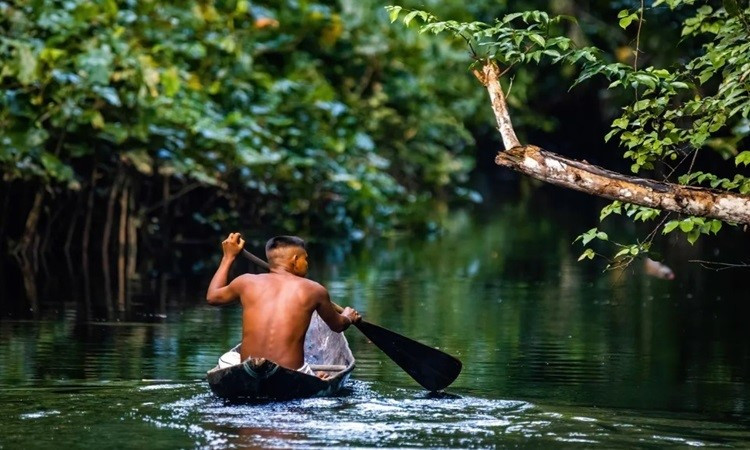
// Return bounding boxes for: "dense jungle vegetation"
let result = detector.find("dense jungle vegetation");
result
[2,0,748,265]
[1,0,486,259]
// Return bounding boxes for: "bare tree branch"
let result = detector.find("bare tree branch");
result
[472,61,521,150]
[496,145,750,225]
[474,61,750,226]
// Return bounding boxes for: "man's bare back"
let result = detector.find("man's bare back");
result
[206,233,360,372]
[232,272,334,368]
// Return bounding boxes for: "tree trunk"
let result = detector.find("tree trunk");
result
[17,187,45,255]
[82,167,97,316]
[475,61,750,226]
[117,179,129,314]
[127,188,139,285]
[0,183,10,247]
[102,170,122,319]
[17,253,39,318]
[81,168,97,256]
[64,196,80,255]
[41,201,64,255]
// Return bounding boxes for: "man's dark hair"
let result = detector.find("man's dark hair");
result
[265,235,306,258]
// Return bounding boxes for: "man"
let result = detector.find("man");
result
[206,232,361,377]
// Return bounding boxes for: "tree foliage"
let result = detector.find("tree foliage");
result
[387,0,750,265]
[0,0,481,247]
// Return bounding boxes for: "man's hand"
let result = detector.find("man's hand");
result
[222,232,245,259]
[341,307,361,325]
[207,232,246,305]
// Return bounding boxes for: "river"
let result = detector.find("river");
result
[2,197,749,448]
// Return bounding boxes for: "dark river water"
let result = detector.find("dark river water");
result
[2,199,750,448]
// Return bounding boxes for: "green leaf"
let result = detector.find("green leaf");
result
[388,6,402,23]
[679,219,694,232]
[735,151,750,166]
[122,149,154,175]
[16,44,39,85]
[663,221,680,234]
[633,99,650,111]
[41,151,74,181]
[403,10,419,26]
[579,227,598,245]
[671,81,689,90]
[614,247,631,259]
[162,67,180,97]
[600,201,622,221]
[91,111,105,129]
[612,117,629,129]
[619,13,638,30]
[578,248,596,261]
[528,34,546,47]
[503,12,523,23]
[634,74,656,89]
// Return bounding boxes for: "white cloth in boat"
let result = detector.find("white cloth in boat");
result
[218,350,314,375]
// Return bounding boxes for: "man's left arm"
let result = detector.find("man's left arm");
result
[206,232,245,305]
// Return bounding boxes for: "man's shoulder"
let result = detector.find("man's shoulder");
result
[248,273,325,290]
[298,277,326,292]
[230,273,265,288]
[232,273,257,283]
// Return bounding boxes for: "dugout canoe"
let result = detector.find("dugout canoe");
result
[206,312,355,401]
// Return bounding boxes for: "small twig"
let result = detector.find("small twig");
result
[645,211,672,244]
[498,64,515,78]
[689,259,750,271]
[505,75,515,98]
[687,147,700,175]
[458,32,478,59]
[634,0,645,72]
[664,146,696,181]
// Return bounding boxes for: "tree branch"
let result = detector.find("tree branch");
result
[474,60,750,226]
[472,60,521,150]
[495,145,750,225]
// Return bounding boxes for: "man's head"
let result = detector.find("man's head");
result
[265,236,308,276]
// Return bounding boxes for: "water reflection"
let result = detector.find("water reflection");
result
[1,202,750,446]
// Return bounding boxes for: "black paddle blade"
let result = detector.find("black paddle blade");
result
[355,320,462,391]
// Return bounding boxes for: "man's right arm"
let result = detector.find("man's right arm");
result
[206,232,246,305]
[314,286,360,333]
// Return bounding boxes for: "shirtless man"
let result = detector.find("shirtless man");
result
[206,233,361,375]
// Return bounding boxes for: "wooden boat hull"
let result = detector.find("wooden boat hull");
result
[206,312,355,401]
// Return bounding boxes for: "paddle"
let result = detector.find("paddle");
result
[240,248,463,391]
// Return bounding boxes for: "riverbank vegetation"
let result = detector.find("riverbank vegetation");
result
[1,0,484,261]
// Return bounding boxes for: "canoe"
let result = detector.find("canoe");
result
[206,312,355,401]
